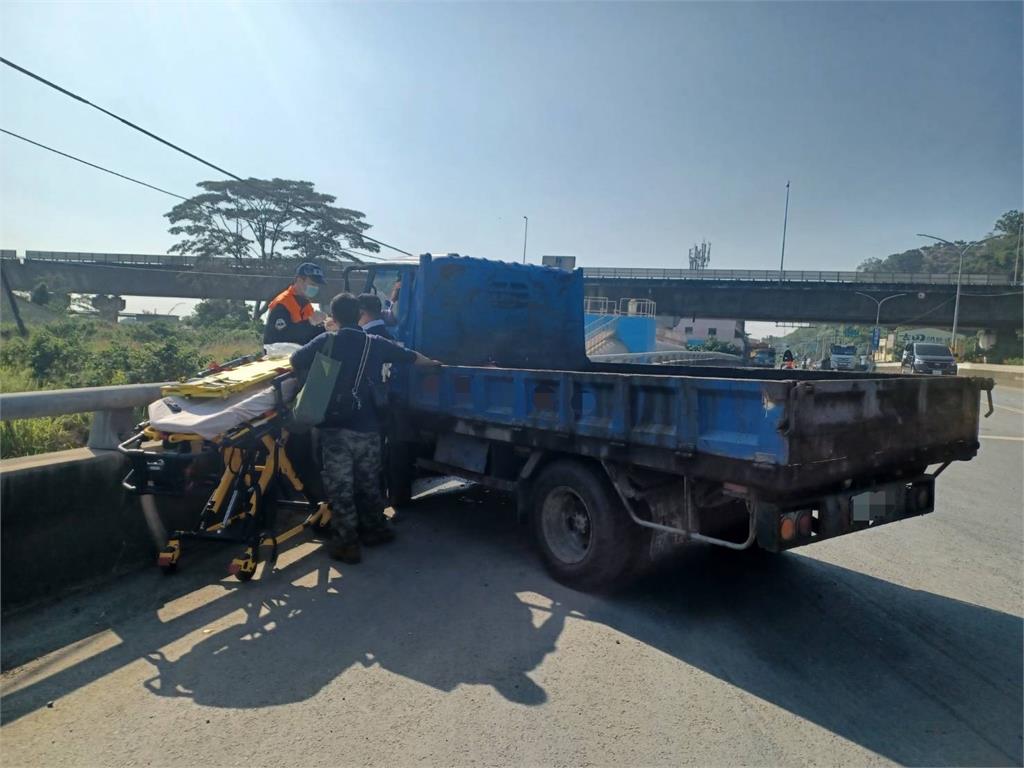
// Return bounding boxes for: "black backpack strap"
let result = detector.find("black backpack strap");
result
[350,334,373,410]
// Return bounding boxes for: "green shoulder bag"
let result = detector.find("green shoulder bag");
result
[290,334,342,430]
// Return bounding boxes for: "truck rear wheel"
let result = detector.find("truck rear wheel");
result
[531,460,640,591]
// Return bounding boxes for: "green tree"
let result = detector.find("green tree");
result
[702,338,741,355]
[188,298,253,329]
[165,178,379,262]
[859,210,1021,275]
[29,282,50,305]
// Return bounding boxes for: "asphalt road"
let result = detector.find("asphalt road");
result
[2,392,1021,767]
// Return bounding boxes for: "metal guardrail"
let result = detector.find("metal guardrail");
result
[1,250,1013,286]
[16,250,340,275]
[590,350,747,366]
[0,383,168,451]
[581,267,1015,286]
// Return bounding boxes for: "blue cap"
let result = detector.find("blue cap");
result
[295,262,325,284]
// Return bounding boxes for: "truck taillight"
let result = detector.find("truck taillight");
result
[910,482,933,513]
[780,514,797,542]
[797,512,813,537]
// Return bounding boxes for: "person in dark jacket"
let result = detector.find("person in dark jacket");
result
[263,263,329,346]
[290,293,438,564]
[357,293,394,341]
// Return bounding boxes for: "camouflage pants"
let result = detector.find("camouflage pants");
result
[319,428,389,544]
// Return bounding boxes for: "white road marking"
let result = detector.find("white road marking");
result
[993,403,1024,415]
[979,434,1024,441]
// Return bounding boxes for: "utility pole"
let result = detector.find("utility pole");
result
[522,216,529,264]
[855,292,906,366]
[1014,217,1022,285]
[917,233,998,354]
[779,181,790,283]
[0,262,27,337]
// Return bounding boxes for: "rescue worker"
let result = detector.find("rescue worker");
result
[290,293,439,564]
[263,263,329,346]
[358,293,395,341]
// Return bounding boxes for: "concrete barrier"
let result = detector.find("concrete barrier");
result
[876,362,1023,389]
[957,363,1024,389]
[0,448,196,613]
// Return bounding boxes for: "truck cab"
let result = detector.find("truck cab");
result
[830,344,858,371]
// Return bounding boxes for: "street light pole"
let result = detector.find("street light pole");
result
[855,291,906,365]
[522,216,529,264]
[916,233,998,356]
[779,181,790,283]
[1014,217,1022,285]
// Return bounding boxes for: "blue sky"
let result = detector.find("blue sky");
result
[1,1,1020,280]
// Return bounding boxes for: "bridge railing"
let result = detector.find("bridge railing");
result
[0,383,167,451]
[590,349,747,366]
[581,267,1015,286]
[4,250,1014,286]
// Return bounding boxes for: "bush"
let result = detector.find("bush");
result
[0,414,91,459]
[29,283,50,305]
[0,316,264,456]
[188,299,254,330]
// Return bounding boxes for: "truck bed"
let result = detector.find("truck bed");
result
[400,364,990,496]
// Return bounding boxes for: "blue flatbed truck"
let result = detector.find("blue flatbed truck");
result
[345,255,994,590]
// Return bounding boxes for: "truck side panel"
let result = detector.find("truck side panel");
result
[405,366,791,465]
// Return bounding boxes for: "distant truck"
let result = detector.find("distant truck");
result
[343,255,993,591]
[751,348,776,368]
[830,344,858,371]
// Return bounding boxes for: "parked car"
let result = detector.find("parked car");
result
[900,342,958,375]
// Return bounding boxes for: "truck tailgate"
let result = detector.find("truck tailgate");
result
[785,375,989,473]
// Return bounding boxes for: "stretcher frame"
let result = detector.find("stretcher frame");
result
[120,373,332,581]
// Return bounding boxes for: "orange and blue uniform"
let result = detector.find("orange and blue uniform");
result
[263,285,324,346]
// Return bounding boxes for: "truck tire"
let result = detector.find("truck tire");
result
[385,438,414,508]
[531,460,641,591]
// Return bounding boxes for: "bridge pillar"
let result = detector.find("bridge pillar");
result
[90,294,125,322]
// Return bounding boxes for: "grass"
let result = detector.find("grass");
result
[0,414,92,459]
[0,317,263,458]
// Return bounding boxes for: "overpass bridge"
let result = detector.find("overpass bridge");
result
[2,250,1021,331]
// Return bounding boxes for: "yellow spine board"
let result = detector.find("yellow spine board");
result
[161,358,292,399]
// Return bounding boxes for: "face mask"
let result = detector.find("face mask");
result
[304,284,320,299]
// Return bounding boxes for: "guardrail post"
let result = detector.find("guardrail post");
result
[87,408,137,450]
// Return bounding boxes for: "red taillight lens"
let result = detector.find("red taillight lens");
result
[780,515,797,541]
[798,512,813,537]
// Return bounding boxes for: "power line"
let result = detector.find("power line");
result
[0,55,413,258]
[0,126,387,263]
[1,127,187,200]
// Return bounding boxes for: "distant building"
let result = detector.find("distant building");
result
[660,318,746,349]
[541,255,576,271]
[118,313,180,324]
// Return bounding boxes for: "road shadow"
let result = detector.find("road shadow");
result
[2,485,1021,766]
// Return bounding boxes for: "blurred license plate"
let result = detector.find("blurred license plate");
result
[931,370,943,375]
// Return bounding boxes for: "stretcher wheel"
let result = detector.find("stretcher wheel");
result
[228,549,258,581]
[157,541,181,574]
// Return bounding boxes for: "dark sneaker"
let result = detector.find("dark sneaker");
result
[327,540,362,564]
[360,527,396,547]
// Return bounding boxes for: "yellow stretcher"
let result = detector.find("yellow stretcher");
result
[121,364,332,581]
[161,356,294,399]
